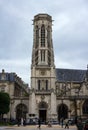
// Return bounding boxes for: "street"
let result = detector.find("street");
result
[0,125,77,130]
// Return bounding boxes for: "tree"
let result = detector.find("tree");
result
[0,92,10,119]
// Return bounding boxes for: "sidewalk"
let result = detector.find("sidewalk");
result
[3,124,77,129]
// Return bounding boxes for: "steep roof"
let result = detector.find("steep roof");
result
[0,70,28,88]
[0,72,15,82]
[56,68,86,82]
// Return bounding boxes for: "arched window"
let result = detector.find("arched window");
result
[58,104,68,120]
[83,100,88,114]
[16,104,28,119]
[41,25,45,47]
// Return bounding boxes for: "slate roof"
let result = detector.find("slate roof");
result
[56,68,86,82]
[0,73,15,82]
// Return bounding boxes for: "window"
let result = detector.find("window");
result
[41,25,45,47]
[41,50,45,62]
[46,80,48,90]
[38,80,40,90]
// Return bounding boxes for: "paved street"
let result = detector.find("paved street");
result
[0,125,77,130]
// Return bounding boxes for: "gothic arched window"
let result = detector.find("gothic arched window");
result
[16,104,28,119]
[41,25,45,47]
[58,104,68,120]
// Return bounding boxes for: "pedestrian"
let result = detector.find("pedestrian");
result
[60,117,64,128]
[21,117,23,126]
[38,118,41,129]
[76,119,84,130]
[17,118,20,126]
[64,119,69,129]
[23,118,26,126]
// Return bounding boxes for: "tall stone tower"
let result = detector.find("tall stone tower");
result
[29,14,57,122]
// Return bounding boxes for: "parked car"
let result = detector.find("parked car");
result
[26,118,36,125]
[51,120,59,125]
[68,118,75,125]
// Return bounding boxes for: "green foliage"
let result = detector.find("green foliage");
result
[0,92,10,115]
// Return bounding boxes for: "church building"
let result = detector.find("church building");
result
[0,14,88,123]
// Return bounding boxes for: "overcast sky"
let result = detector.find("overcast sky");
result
[0,0,88,85]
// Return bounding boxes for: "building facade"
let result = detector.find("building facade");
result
[0,69,29,120]
[0,14,88,122]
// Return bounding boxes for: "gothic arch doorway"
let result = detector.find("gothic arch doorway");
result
[57,103,68,121]
[83,100,88,114]
[38,101,48,122]
[16,103,28,119]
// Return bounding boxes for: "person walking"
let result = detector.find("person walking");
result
[17,118,20,126]
[23,118,26,126]
[60,117,64,128]
[64,119,69,129]
[21,117,23,126]
[38,118,41,129]
[76,119,84,130]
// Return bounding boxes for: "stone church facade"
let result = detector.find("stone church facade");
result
[0,14,88,122]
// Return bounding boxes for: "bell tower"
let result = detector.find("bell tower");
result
[32,14,54,67]
[29,14,57,121]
